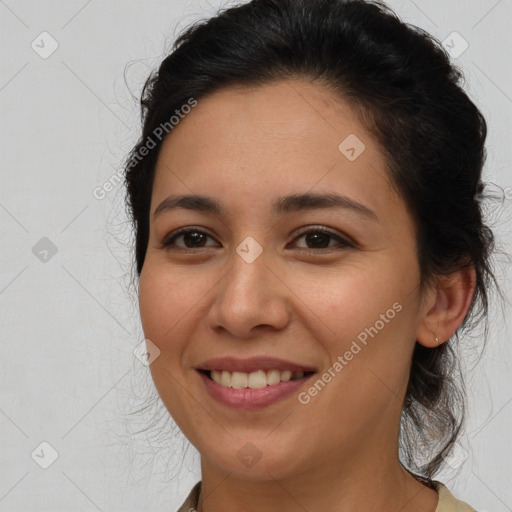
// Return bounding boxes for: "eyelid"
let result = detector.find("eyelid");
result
[292,224,357,253]
[161,224,355,251]
[161,226,219,248]
[291,224,355,247]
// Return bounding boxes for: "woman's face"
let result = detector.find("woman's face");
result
[138,78,428,481]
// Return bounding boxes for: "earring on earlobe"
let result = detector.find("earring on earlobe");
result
[435,336,440,346]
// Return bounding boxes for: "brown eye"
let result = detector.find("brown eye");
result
[181,230,207,248]
[162,228,218,250]
[291,227,354,253]
[304,231,331,248]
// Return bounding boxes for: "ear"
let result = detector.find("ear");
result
[416,266,477,348]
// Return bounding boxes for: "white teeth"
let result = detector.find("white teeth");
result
[209,369,307,388]
[220,370,231,387]
[266,369,281,385]
[248,370,267,389]
[231,371,248,389]
[281,370,292,382]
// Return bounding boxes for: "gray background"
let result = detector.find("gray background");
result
[1,0,511,510]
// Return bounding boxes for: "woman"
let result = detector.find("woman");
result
[124,0,499,510]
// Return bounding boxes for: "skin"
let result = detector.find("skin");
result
[138,78,476,512]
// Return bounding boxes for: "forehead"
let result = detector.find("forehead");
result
[151,78,395,218]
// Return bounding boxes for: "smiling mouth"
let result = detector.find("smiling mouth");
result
[200,369,315,389]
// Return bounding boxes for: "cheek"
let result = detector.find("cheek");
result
[137,264,202,421]
[138,271,187,367]
[138,262,225,373]
[289,260,412,341]
[138,263,202,340]
[138,267,171,340]
[290,262,417,389]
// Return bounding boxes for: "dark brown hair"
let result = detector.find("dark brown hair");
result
[124,0,499,483]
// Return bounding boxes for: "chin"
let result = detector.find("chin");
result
[201,437,305,482]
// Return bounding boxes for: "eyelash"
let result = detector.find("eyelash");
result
[160,226,355,254]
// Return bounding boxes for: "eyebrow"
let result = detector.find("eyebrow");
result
[153,192,378,221]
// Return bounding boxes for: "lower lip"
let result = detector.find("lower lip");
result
[197,371,315,410]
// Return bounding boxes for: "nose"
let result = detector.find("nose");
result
[206,250,291,339]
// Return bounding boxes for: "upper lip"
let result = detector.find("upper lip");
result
[196,356,317,373]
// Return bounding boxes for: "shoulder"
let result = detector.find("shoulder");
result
[434,481,478,512]
[176,480,479,512]
[176,481,201,512]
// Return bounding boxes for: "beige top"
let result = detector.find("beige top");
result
[176,480,477,511]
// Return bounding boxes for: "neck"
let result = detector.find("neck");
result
[196,451,439,512]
